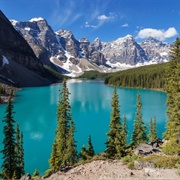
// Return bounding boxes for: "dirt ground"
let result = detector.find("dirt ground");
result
[46,160,180,180]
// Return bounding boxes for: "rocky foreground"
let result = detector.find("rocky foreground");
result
[46,160,180,180]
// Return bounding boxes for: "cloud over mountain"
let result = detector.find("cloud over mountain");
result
[137,27,178,41]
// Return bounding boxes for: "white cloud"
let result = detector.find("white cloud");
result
[121,23,129,27]
[164,27,178,38]
[84,21,97,29]
[49,0,82,29]
[137,27,178,41]
[97,13,117,22]
[97,15,109,21]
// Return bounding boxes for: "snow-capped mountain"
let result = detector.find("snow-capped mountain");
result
[11,17,171,76]
[140,37,171,63]
[99,35,147,65]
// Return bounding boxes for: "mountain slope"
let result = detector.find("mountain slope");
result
[0,10,52,87]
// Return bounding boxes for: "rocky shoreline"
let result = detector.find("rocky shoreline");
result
[0,83,20,104]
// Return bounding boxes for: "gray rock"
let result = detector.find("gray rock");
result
[134,160,154,170]
[134,143,153,155]
[20,173,31,180]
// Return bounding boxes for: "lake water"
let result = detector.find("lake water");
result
[0,80,167,175]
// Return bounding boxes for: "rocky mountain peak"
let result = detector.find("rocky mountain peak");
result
[142,36,163,45]
[115,34,135,44]
[140,37,171,63]
[90,37,102,51]
[79,37,90,43]
[56,29,74,39]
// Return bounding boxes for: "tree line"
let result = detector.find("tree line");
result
[104,63,167,90]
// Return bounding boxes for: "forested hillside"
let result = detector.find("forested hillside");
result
[104,63,167,89]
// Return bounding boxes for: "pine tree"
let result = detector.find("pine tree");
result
[13,124,25,179]
[122,115,128,152]
[65,119,77,166]
[163,38,180,155]
[87,135,95,157]
[19,132,25,176]
[14,124,21,179]
[49,140,59,172]
[33,169,39,176]
[1,96,16,179]
[79,145,88,161]
[148,117,157,142]
[105,87,125,159]
[131,92,147,148]
[49,79,77,171]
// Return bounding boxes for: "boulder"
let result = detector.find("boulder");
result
[134,143,153,155]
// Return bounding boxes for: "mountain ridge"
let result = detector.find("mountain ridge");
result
[10,17,171,77]
[0,11,54,87]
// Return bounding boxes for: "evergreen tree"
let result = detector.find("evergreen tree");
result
[13,124,25,179]
[131,92,147,147]
[1,96,16,179]
[33,169,39,176]
[122,115,128,151]
[87,135,95,157]
[148,117,157,142]
[49,140,59,172]
[164,38,180,155]
[105,87,125,159]
[79,136,95,161]
[49,79,77,171]
[65,119,77,166]
[19,132,25,176]
[14,124,21,179]
[79,145,88,161]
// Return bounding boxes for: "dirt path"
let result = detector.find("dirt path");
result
[46,160,180,180]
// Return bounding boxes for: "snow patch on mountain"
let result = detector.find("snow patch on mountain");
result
[10,19,18,26]
[24,27,31,31]
[2,56,9,66]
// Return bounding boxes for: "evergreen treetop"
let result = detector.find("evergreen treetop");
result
[105,87,126,159]
[131,92,147,148]
[49,79,77,172]
[163,38,180,155]
[1,96,16,179]
[148,117,157,142]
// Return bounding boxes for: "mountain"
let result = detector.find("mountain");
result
[140,37,170,63]
[11,17,171,77]
[0,11,53,87]
[100,35,147,65]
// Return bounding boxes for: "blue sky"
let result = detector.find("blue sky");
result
[1,0,179,43]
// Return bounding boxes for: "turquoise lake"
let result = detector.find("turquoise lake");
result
[0,80,167,175]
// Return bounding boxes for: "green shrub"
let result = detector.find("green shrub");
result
[121,154,138,165]
[139,155,180,169]
[162,139,180,155]
[127,161,135,169]
[33,169,39,176]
